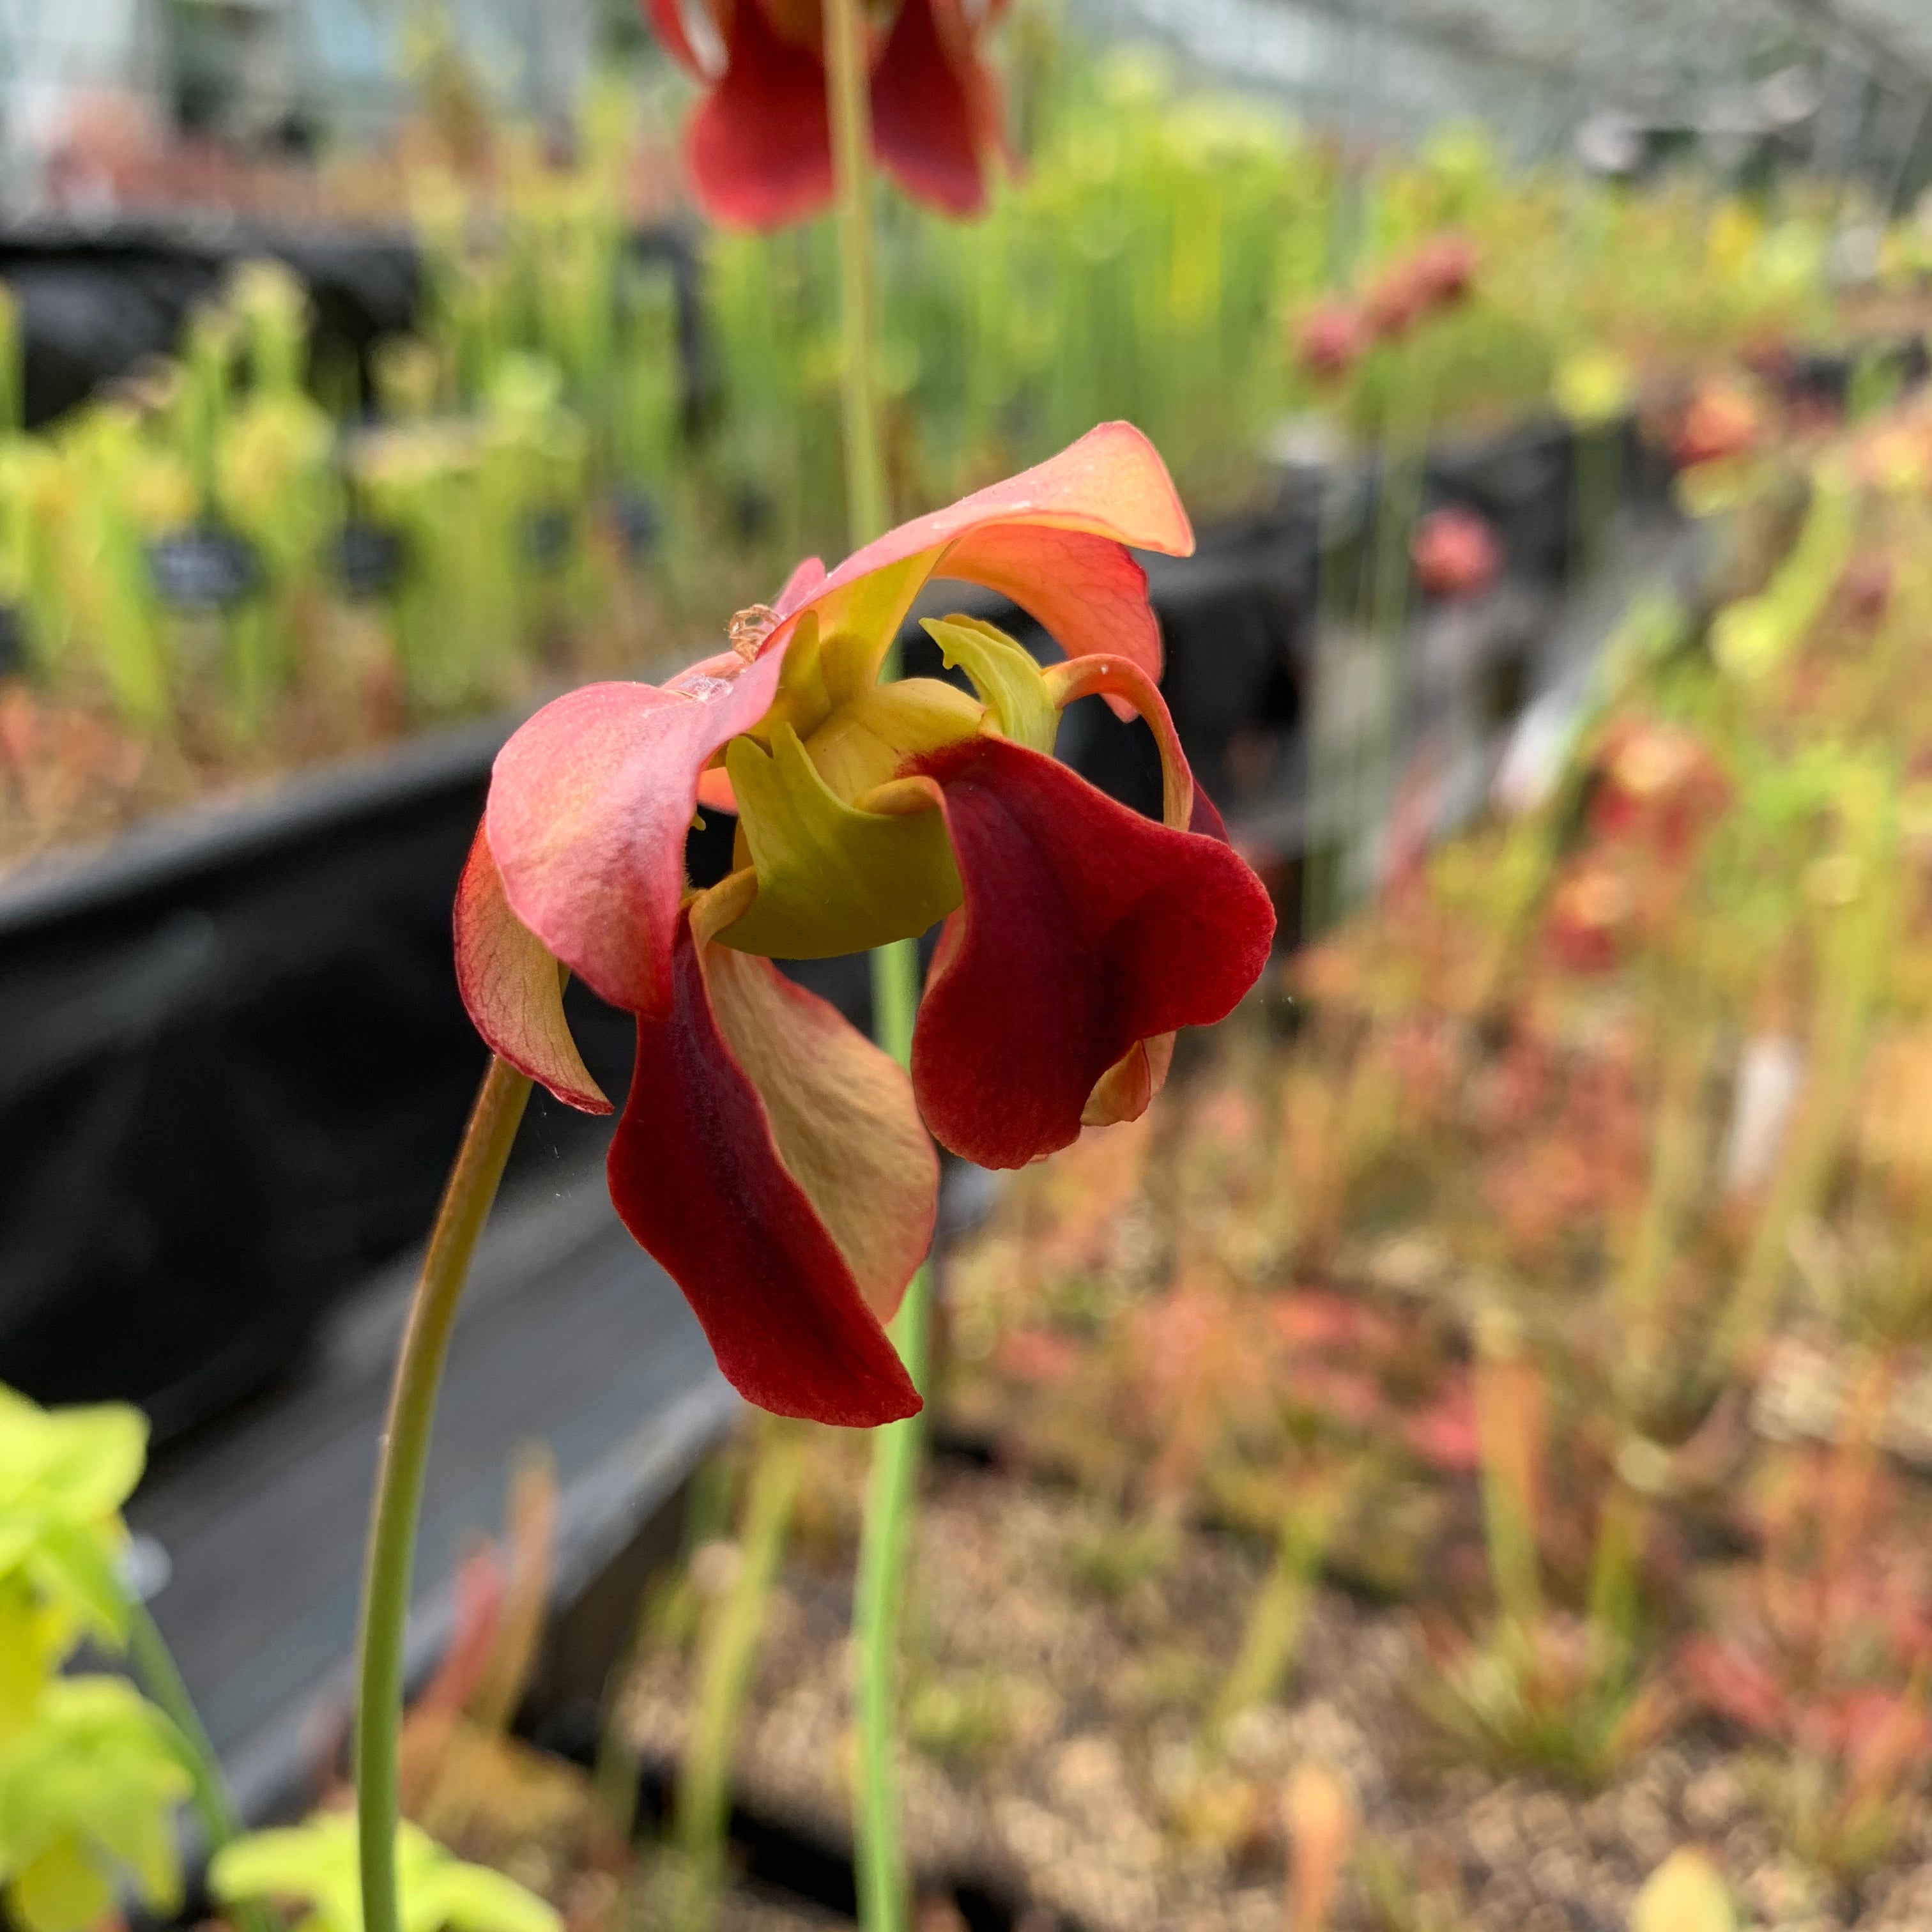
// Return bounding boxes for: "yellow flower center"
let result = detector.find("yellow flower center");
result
[714,611,1060,960]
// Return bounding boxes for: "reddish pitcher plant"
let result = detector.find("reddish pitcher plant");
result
[647,0,1008,227]
[455,425,1276,1427]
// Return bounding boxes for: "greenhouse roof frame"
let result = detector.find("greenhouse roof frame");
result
[1083,0,1932,195]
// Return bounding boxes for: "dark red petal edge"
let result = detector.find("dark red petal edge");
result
[608,902,922,1428]
[909,737,1276,1169]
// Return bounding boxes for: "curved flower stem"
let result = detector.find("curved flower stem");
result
[824,2,924,1926]
[355,1055,533,1932]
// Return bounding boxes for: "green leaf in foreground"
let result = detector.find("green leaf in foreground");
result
[210,1812,563,1932]
[0,1676,192,1932]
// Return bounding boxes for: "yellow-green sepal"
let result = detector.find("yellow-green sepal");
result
[922,615,1059,755]
[759,572,969,745]
[718,725,962,960]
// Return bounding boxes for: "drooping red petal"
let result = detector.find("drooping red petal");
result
[608,881,923,1427]
[1043,659,1232,1124]
[939,0,1014,176]
[486,648,786,1020]
[871,0,989,217]
[908,737,1276,1169]
[454,829,611,1113]
[684,0,834,229]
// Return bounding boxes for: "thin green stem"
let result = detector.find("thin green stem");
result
[674,1433,804,1932]
[826,0,889,551]
[824,2,923,1924]
[125,1598,274,1932]
[355,1055,532,1932]
[126,1598,241,1844]
[855,942,928,1932]
[852,1276,928,1931]
[1208,1487,1337,1742]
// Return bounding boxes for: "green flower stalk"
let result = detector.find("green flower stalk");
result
[672,1433,803,1931]
[354,1059,533,1932]
[818,3,931,1925]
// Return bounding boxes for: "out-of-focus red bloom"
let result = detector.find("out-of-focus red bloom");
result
[1294,300,1368,383]
[645,0,1008,227]
[455,425,1276,1426]
[1411,504,1501,600]
[1545,861,1634,973]
[1679,1632,1788,1735]
[1589,716,1729,862]
[1403,1381,1482,1474]
[1672,379,1765,469]
[993,1328,1084,1386]
[1363,264,1425,342]
[1358,233,1477,344]
[1268,1289,1365,1352]
[1410,232,1478,310]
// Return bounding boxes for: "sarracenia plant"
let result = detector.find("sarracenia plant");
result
[350,420,1276,1932]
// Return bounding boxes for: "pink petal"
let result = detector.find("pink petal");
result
[773,553,827,615]
[1046,654,1194,822]
[818,422,1193,598]
[486,650,785,1020]
[1082,1032,1175,1127]
[769,424,1193,696]
[945,526,1165,693]
[706,930,938,1324]
[453,829,610,1113]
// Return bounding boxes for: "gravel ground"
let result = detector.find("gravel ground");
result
[616,1462,1932,1932]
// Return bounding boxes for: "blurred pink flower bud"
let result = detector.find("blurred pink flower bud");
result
[1294,300,1368,381]
[1411,504,1501,599]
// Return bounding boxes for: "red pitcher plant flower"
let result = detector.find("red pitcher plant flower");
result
[1411,504,1501,601]
[1672,378,1766,471]
[1588,714,1730,864]
[454,425,1276,1427]
[1294,299,1368,385]
[1545,714,1728,972]
[1409,231,1478,310]
[647,0,1008,227]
